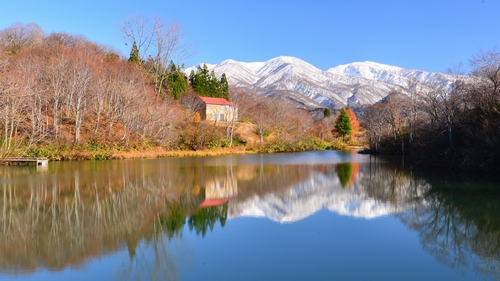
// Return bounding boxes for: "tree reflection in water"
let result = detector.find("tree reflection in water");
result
[336,162,352,188]
[188,203,228,238]
[398,185,500,280]
[0,156,499,280]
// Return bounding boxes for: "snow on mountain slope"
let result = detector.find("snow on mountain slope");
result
[186,56,456,110]
[327,61,450,87]
[210,59,261,86]
[228,168,427,223]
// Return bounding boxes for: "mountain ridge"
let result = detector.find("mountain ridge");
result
[186,56,454,110]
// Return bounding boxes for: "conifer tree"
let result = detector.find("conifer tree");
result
[220,73,229,100]
[190,64,210,95]
[208,70,219,97]
[335,108,353,141]
[128,41,141,64]
[189,64,230,100]
[166,62,188,99]
[346,107,360,141]
[324,108,331,117]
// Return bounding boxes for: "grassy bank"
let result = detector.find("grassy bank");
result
[15,136,358,161]
[19,142,254,161]
[5,121,363,161]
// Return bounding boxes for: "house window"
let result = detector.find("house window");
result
[219,114,225,121]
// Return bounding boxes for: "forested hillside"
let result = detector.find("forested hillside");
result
[4,20,496,172]
[0,22,345,159]
[359,49,500,172]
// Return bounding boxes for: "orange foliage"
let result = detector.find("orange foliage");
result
[347,108,360,140]
[347,162,359,188]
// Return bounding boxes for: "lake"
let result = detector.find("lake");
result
[0,150,499,281]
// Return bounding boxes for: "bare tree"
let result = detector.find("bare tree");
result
[44,56,69,140]
[401,80,423,146]
[248,95,275,146]
[360,103,389,153]
[179,88,205,119]
[0,51,8,70]
[421,78,467,165]
[469,48,500,114]
[0,23,44,53]
[66,60,93,144]
[12,50,47,151]
[44,32,87,50]
[118,15,194,96]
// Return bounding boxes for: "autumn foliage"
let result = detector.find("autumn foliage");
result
[0,23,188,155]
[360,48,500,172]
[0,22,351,158]
[346,108,359,141]
[332,107,359,143]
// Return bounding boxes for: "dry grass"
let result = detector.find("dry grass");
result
[110,146,255,160]
[110,123,263,159]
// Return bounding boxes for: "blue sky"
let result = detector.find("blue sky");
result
[1,0,498,72]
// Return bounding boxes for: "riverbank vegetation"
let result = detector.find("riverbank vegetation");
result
[360,48,500,172]
[0,21,358,160]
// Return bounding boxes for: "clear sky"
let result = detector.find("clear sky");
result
[1,0,498,72]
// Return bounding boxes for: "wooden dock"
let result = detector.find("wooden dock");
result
[0,157,48,166]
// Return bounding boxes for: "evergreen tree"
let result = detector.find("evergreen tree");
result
[128,41,141,64]
[189,70,196,88]
[324,108,331,117]
[166,62,188,99]
[208,70,219,97]
[189,64,230,100]
[335,108,353,141]
[190,64,210,96]
[220,73,229,100]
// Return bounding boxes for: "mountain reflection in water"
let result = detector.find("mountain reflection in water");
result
[0,151,499,280]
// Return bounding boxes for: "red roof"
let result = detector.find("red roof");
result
[199,198,230,208]
[199,96,235,106]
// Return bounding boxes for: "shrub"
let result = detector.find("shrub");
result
[328,139,348,150]
[296,136,328,151]
[263,139,290,153]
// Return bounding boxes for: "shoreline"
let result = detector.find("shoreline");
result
[17,141,366,162]
[109,146,257,160]
[109,146,368,160]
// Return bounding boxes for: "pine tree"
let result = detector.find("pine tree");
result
[190,64,230,99]
[166,62,188,99]
[128,41,141,64]
[190,64,210,96]
[208,70,219,97]
[324,108,331,117]
[335,108,353,141]
[220,73,229,100]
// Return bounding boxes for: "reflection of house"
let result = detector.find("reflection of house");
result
[199,171,238,208]
[198,96,238,122]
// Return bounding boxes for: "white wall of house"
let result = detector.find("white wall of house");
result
[206,104,238,122]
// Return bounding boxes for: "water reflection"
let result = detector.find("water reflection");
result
[0,153,499,280]
[398,184,500,280]
[335,162,360,188]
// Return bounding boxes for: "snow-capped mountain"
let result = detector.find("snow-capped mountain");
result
[228,167,429,223]
[186,56,455,110]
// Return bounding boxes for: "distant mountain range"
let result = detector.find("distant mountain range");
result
[186,56,455,112]
[227,166,424,223]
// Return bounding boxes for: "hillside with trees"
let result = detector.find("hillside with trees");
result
[360,49,500,172]
[0,21,351,160]
[4,19,496,173]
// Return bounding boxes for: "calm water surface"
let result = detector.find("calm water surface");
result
[0,151,499,281]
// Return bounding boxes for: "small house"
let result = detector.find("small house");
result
[198,96,238,122]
